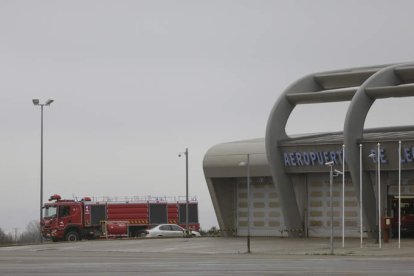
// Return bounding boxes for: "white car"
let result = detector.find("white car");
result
[145,224,201,238]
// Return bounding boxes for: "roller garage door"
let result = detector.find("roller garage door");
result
[307,174,360,237]
[236,178,285,236]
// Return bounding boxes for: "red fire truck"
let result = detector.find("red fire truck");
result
[391,198,414,237]
[41,194,200,241]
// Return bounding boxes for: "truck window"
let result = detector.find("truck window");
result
[43,206,57,218]
[59,206,70,217]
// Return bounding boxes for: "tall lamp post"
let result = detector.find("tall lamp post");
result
[32,98,54,243]
[179,148,189,237]
[239,154,251,254]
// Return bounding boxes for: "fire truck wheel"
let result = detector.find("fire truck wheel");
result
[65,231,79,242]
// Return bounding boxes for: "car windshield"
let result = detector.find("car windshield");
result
[43,206,57,218]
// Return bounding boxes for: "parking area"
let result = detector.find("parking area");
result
[2,236,412,256]
[1,237,414,275]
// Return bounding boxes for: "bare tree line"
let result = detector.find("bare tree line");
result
[0,220,40,245]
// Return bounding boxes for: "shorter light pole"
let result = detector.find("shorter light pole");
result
[342,144,345,248]
[369,147,381,248]
[335,168,344,248]
[398,140,402,249]
[178,148,189,237]
[325,162,343,255]
[359,144,363,248]
[239,154,251,254]
[377,143,381,249]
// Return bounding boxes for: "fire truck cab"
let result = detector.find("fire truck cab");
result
[42,195,93,241]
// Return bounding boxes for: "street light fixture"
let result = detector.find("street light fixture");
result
[32,98,54,243]
[178,148,189,237]
[239,154,251,254]
[45,99,54,105]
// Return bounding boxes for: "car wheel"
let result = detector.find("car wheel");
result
[65,231,79,242]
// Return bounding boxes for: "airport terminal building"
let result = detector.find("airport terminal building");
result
[203,63,414,238]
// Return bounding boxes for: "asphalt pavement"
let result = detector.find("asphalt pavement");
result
[1,237,414,275]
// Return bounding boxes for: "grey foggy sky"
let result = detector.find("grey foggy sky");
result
[1,0,414,234]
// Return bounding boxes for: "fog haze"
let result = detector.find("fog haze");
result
[1,0,414,234]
